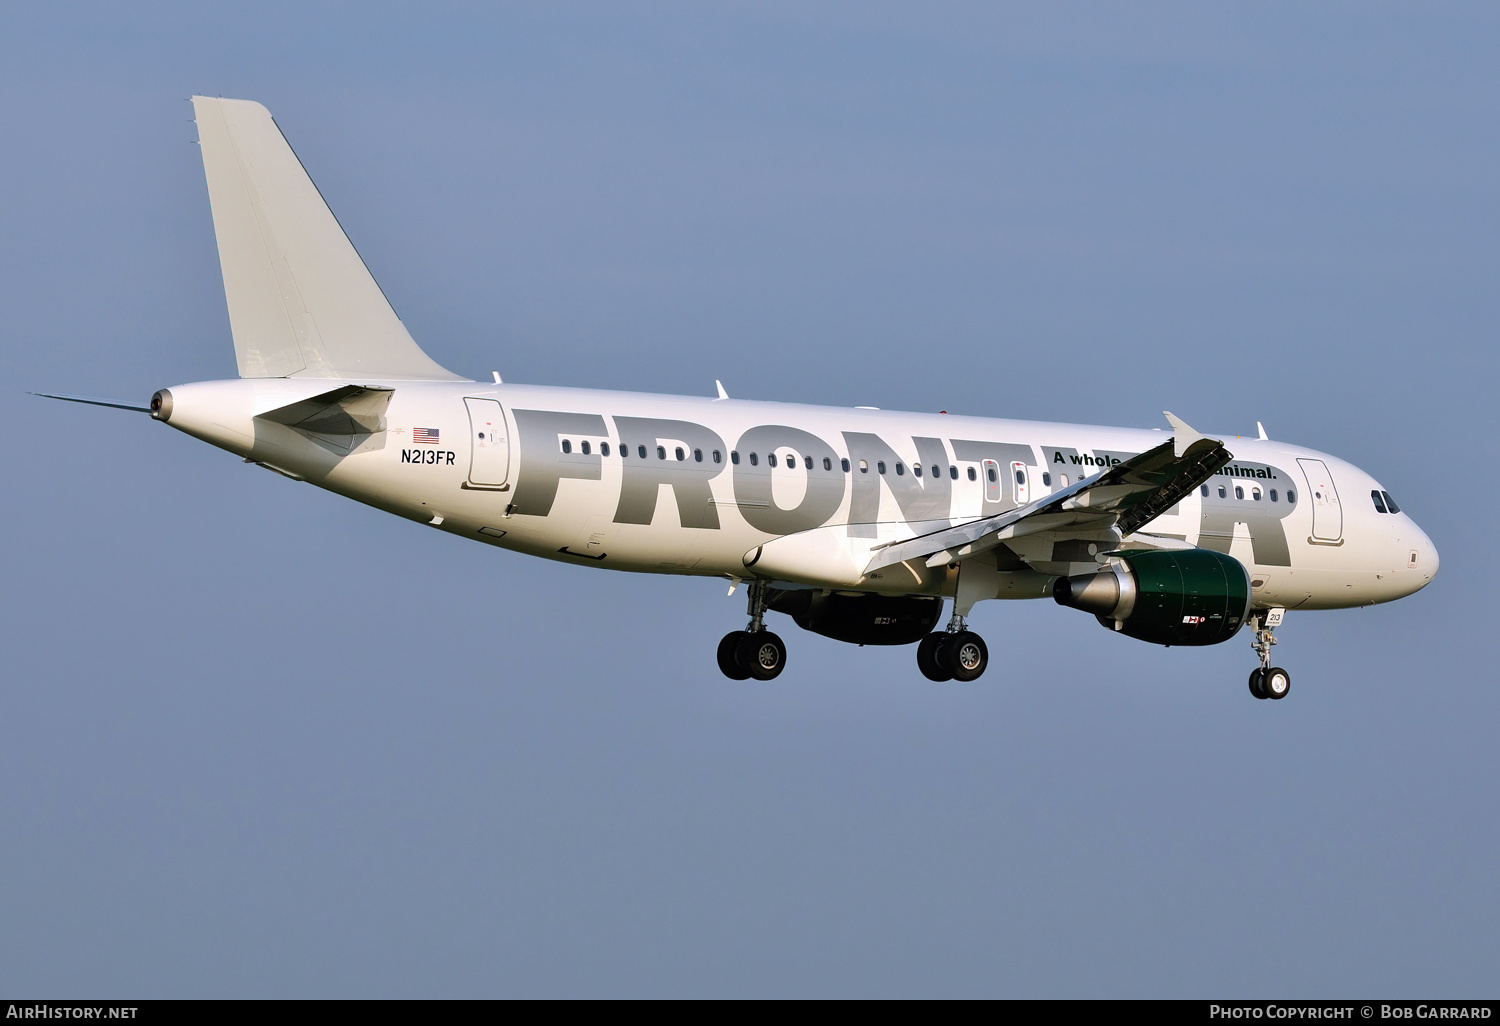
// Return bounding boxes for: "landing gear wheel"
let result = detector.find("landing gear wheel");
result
[942,631,988,682]
[1248,668,1268,700]
[717,632,751,680]
[736,631,786,681]
[917,633,953,682]
[1263,667,1291,700]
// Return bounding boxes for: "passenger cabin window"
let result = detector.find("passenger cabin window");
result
[932,465,940,478]
[561,439,572,453]
[804,456,813,470]
[749,452,759,466]
[1043,473,1052,487]
[823,457,832,471]
[913,464,923,478]
[712,450,721,463]
[859,460,869,473]
[1252,487,1261,501]
[1371,490,1387,513]
[1269,489,1277,501]
[1383,490,1401,514]
[693,448,702,462]
[638,445,647,459]
[657,446,666,460]
[841,458,851,472]
[895,463,905,476]
[730,451,740,465]
[581,441,591,455]
[1218,486,1227,498]
[967,467,977,481]
[1235,486,1244,500]
[877,461,887,475]
[768,453,778,468]
[601,442,610,457]
[1287,489,1296,503]
[949,466,958,480]
[1200,485,1209,497]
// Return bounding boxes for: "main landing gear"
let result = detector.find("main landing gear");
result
[717,580,787,681]
[916,611,989,683]
[1247,609,1291,701]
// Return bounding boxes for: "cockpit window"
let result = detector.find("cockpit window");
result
[1371,490,1388,514]
[1382,490,1401,514]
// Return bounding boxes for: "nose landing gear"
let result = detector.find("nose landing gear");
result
[1248,608,1290,700]
[717,580,786,680]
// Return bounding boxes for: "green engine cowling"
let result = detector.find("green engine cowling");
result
[1052,548,1251,647]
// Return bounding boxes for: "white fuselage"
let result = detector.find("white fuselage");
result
[158,377,1438,613]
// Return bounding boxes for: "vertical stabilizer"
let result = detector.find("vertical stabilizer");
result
[191,97,466,381]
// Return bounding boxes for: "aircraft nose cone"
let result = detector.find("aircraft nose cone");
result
[1403,521,1439,594]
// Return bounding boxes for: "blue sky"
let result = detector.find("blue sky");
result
[2,3,1496,997]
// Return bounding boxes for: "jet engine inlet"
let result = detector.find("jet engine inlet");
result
[150,389,173,422]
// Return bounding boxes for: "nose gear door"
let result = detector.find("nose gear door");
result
[464,397,511,489]
[1297,458,1342,542]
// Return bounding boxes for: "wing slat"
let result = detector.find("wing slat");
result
[864,428,1232,576]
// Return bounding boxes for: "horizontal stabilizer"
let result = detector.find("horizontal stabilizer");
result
[256,385,394,445]
[192,97,467,382]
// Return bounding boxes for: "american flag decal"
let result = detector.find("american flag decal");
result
[413,427,440,444]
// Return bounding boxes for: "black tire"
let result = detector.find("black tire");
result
[1263,667,1291,700]
[717,631,751,680]
[917,633,953,682]
[1248,668,1268,699]
[942,631,988,682]
[737,631,786,681]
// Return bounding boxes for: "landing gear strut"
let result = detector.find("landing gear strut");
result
[717,580,786,681]
[1247,608,1290,700]
[917,608,988,683]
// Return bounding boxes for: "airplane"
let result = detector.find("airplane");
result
[36,97,1439,700]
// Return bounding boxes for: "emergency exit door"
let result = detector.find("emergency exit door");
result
[464,397,511,489]
[1011,461,1030,506]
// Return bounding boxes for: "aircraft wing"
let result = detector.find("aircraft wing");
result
[863,414,1232,575]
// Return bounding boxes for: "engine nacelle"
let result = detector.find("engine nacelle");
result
[1053,548,1251,647]
[767,589,943,646]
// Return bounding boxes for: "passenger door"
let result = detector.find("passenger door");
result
[1297,458,1342,542]
[464,397,511,489]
